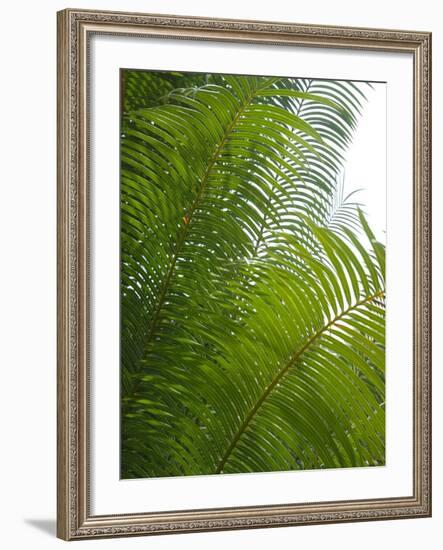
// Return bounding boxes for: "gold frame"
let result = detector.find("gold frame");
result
[57,8,432,540]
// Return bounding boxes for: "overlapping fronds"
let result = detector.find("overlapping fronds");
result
[120,71,385,478]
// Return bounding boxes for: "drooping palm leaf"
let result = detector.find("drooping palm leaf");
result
[121,75,336,393]
[122,213,385,477]
[120,71,385,478]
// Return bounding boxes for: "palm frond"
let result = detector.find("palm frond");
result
[121,75,342,391]
[123,214,385,476]
[120,71,385,479]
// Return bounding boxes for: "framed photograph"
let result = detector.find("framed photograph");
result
[57,8,431,540]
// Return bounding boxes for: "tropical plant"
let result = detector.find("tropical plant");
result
[120,70,385,478]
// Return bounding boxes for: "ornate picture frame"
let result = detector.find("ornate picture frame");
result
[57,8,431,540]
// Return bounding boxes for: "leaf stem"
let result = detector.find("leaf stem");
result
[142,94,252,352]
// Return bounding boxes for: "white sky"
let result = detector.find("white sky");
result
[341,83,386,244]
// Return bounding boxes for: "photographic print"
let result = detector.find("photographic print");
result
[120,70,386,479]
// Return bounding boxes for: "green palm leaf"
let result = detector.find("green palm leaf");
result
[120,72,385,478]
[121,75,332,390]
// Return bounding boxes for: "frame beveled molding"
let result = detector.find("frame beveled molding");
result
[57,8,431,540]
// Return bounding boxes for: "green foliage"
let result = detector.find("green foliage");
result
[120,70,385,478]
[122,70,208,111]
